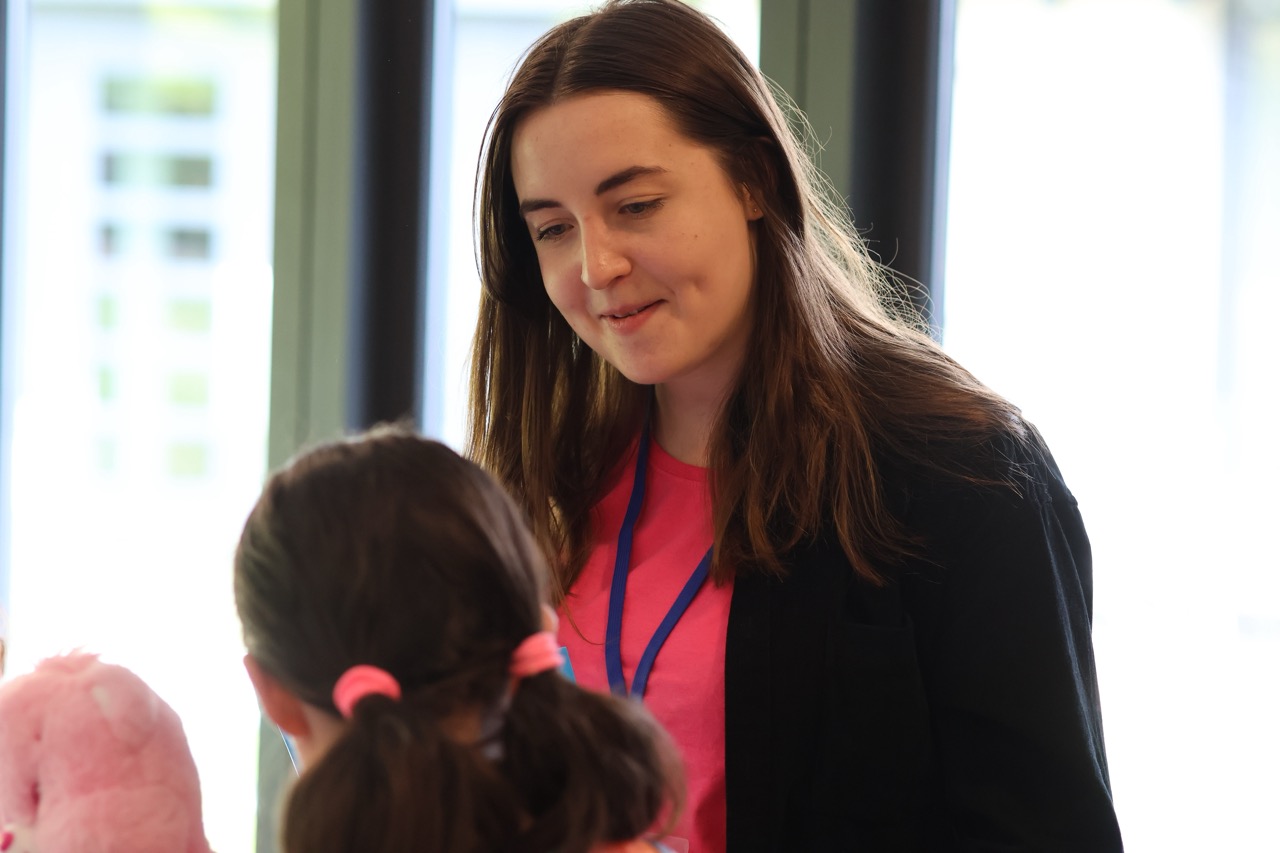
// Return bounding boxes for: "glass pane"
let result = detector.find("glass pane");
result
[422,0,761,448]
[0,2,277,850]
[945,2,1280,850]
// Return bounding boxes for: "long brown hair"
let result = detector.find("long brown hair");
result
[233,426,682,853]
[468,0,1024,591]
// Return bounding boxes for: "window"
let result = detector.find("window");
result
[945,2,1280,849]
[1,2,277,850]
[104,75,218,116]
[103,151,215,187]
[166,227,214,260]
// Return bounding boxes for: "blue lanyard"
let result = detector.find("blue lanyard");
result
[604,418,713,700]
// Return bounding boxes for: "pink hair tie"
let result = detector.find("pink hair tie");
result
[510,631,564,678]
[332,665,402,718]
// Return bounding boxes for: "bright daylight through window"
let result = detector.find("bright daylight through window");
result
[1,2,275,850]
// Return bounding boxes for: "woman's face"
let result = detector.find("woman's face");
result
[511,91,762,404]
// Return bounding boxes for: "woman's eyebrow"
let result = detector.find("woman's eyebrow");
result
[594,165,668,195]
[519,197,560,216]
[518,165,669,217]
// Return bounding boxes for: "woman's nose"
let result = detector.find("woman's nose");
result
[579,220,630,289]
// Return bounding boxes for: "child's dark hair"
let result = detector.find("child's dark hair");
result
[233,425,682,853]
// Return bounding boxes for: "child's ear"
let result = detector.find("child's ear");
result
[244,655,311,738]
[540,603,559,634]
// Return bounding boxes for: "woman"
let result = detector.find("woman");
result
[469,1,1123,850]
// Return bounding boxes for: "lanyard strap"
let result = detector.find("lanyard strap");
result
[605,419,712,700]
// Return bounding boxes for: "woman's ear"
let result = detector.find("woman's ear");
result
[741,185,765,221]
[244,654,312,738]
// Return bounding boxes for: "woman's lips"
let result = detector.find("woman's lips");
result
[601,300,660,331]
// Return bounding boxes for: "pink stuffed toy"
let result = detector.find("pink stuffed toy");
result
[0,652,214,853]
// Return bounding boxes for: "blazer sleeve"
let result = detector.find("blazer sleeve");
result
[901,438,1124,852]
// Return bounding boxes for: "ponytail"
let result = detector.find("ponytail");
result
[501,673,684,853]
[281,678,682,853]
[281,695,518,853]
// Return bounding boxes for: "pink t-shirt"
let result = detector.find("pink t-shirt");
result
[558,438,732,853]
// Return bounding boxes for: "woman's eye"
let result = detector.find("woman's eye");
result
[620,199,663,216]
[535,223,569,242]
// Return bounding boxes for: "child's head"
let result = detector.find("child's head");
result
[235,423,548,725]
[233,425,680,852]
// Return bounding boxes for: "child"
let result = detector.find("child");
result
[233,425,682,853]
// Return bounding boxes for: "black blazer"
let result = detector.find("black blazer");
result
[723,430,1124,851]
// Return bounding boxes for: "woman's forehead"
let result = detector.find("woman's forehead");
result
[510,92,701,194]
